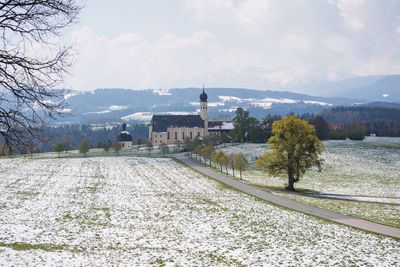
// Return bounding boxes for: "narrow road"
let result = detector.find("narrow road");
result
[173,154,400,239]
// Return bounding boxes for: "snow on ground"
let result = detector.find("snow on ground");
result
[83,110,111,115]
[303,100,332,106]
[121,112,153,121]
[122,111,198,122]
[0,157,398,266]
[221,138,400,198]
[109,105,128,111]
[215,96,331,110]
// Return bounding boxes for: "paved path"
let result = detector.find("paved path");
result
[173,154,400,239]
[279,191,400,206]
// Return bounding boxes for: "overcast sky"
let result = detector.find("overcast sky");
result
[64,0,400,91]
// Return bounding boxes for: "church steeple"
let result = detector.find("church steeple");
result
[200,84,208,102]
[199,86,208,132]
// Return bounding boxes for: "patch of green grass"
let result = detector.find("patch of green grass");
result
[200,197,219,206]
[16,191,39,196]
[0,242,69,252]
[83,220,112,227]
[62,212,74,221]
[206,252,244,266]
[151,257,166,267]
[92,207,111,219]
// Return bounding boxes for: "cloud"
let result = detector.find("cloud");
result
[66,0,400,91]
[182,0,278,31]
[66,27,253,90]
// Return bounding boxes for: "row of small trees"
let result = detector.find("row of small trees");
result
[190,144,248,179]
[54,138,178,158]
[54,138,92,157]
[55,137,120,157]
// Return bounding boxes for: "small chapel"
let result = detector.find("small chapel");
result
[148,89,209,145]
[117,122,133,149]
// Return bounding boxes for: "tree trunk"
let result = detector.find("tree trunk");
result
[239,169,242,180]
[286,174,295,191]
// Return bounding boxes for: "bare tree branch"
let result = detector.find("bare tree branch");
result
[0,0,81,154]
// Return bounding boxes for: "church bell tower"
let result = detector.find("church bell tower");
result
[199,86,208,135]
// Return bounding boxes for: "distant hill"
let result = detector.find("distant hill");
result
[284,74,400,103]
[288,75,386,97]
[62,87,360,124]
[337,75,400,102]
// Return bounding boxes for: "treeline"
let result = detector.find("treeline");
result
[0,124,149,155]
[320,106,400,137]
[229,108,281,143]
[229,105,400,143]
[40,124,149,152]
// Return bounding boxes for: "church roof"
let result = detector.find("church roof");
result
[151,115,204,132]
[118,123,132,141]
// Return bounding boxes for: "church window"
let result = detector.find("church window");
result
[167,132,170,139]
[190,132,193,139]
[174,132,177,140]
[182,132,185,139]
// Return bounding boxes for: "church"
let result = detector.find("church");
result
[149,89,209,145]
[117,122,133,149]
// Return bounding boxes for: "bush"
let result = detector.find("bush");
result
[328,129,347,140]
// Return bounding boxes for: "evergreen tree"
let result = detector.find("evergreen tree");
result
[311,115,330,140]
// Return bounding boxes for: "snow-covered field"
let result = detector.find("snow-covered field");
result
[0,157,399,266]
[221,137,400,198]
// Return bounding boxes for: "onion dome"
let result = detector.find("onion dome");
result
[118,123,132,142]
[200,88,208,102]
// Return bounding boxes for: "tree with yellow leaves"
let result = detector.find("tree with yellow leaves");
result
[256,116,324,191]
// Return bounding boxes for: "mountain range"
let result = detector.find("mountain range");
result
[59,74,399,125]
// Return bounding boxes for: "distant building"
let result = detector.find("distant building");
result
[208,121,234,136]
[149,89,209,145]
[118,123,133,149]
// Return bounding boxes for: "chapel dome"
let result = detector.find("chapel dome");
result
[118,123,132,142]
[200,88,208,102]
